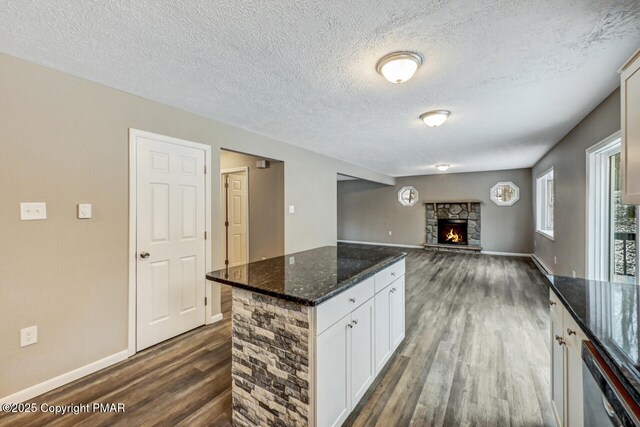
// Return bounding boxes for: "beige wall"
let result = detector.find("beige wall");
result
[220,150,285,262]
[338,169,534,254]
[531,89,621,277]
[0,53,393,398]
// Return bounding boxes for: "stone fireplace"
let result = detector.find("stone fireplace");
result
[425,202,481,251]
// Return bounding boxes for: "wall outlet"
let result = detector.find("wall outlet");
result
[388,230,393,236]
[289,256,295,265]
[554,256,557,265]
[20,202,47,220]
[20,326,37,347]
[572,270,576,278]
[288,205,295,214]
[77,203,92,219]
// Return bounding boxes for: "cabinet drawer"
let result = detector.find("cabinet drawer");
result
[374,259,405,293]
[564,309,587,356]
[549,289,562,323]
[316,277,374,335]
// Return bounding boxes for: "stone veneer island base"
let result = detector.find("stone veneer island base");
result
[207,246,407,427]
[231,288,312,426]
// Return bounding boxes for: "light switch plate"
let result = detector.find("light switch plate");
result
[78,204,92,219]
[288,205,295,214]
[20,203,47,220]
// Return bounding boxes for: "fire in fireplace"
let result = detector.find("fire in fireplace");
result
[438,219,468,245]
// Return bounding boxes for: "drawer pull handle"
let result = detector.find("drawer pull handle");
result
[567,328,576,336]
[392,288,397,292]
[549,300,556,306]
[555,335,566,346]
[349,298,356,303]
[391,272,396,276]
[347,324,353,329]
[352,319,358,325]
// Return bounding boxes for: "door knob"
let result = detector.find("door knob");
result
[567,328,576,336]
[140,252,150,259]
[555,335,566,346]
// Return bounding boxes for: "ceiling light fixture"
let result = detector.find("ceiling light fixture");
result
[420,110,451,127]
[435,164,450,172]
[376,51,423,84]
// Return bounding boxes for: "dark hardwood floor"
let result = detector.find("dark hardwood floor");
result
[0,247,554,426]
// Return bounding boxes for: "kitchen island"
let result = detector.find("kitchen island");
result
[206,246,406,427]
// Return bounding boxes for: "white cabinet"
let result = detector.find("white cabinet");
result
[350,298,375,407]
[317,316,351,427]
[375,276,405,374]
[390,277,405,350]
[549,289,588,427]
[374,284,392,373]
[316,298,375,427]
[315,259,405,427]
[620,48,640,204]
[550,290,565,427]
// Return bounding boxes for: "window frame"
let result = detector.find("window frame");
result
[536,167,555,240]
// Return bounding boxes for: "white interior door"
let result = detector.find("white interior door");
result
[136,135,206,351]
[224,171,248,267]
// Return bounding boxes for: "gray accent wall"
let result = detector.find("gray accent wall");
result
[338,169,533,254]
[531,89,621,277]
[220,150,285,263]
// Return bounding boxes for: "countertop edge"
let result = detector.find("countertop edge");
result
[207,253,407,307]
[544,275,640,403]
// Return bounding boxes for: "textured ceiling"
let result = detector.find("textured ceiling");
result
[1,0,639,176]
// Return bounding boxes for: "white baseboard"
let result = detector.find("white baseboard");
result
[337,239,423,249]
[208,312,223,325]
[531,254,553,275]
[481,251,532,257]
[0,350,128,404]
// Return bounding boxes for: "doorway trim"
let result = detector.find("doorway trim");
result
[220,167,250,266]
[128,128,212,357]
[586,130,621,281]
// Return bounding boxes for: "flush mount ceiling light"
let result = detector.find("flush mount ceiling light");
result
[420,110,451,127]
[376,51,423,84]
[435,164,450,172]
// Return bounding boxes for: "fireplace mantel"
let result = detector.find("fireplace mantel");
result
[423,200,483,204]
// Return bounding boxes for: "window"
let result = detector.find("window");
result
[587,133,637,284]
[536,168,554,239]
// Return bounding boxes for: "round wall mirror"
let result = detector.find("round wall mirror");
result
[398,186,419,207]
[490,182,519,206]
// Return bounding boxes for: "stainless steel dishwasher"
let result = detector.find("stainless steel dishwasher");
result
[583,342,640,426]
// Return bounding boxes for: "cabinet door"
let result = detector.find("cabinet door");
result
[374,286,392,374]
[350,298,375,407]
[621,51,640,204]
[390,277,405,351]
[317,315,351,427]
[550,293,565,427]
[564,309,586,427]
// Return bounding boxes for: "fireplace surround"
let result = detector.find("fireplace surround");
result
[425,202,481,251]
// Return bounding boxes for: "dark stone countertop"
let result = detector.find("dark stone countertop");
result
[545,275,640,403]
[206,246,406,306]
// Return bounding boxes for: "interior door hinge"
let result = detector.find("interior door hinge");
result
[205,296,208,306]
[224,183,229,189]
[204,231,207,240]
[224,221,229,227]
[224,259,229,266]
[204,165,207,174]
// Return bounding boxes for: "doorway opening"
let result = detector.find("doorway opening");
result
[587,132,638,284]
[220,150,284,268]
